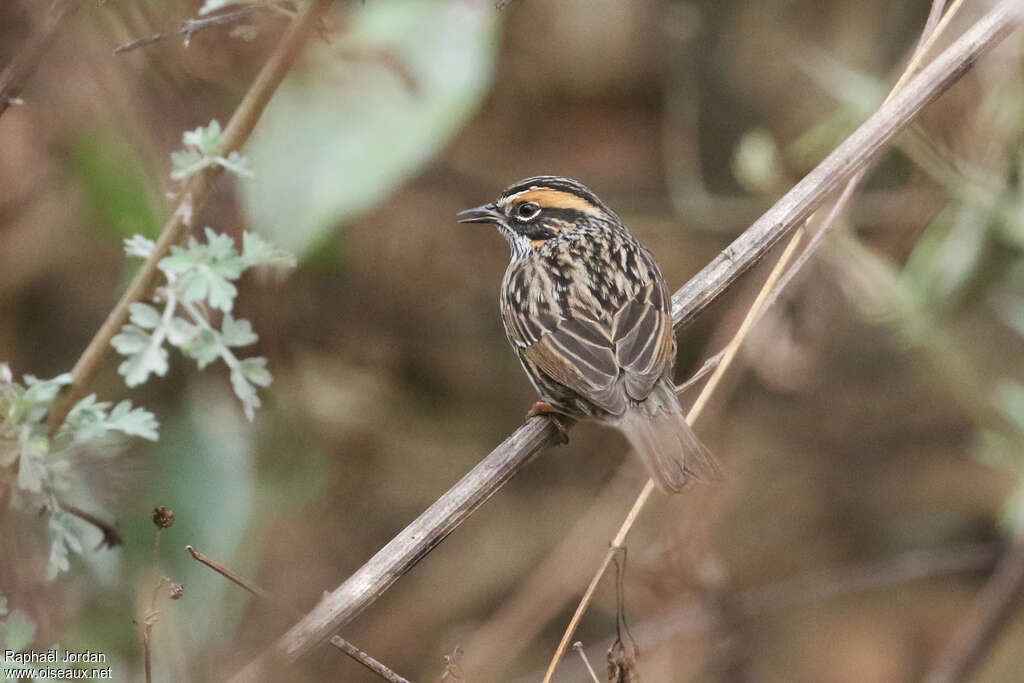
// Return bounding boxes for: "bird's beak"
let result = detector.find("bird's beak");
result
[457,203,503,225]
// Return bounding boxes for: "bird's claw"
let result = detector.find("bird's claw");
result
[526,401,570,445]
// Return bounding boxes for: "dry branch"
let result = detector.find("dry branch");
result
[229,2,1024,679]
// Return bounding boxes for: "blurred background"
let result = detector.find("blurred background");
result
[2,0,1024,681]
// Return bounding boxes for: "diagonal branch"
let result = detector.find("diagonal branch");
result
[45,0,333,434]
[228,2,1024,680]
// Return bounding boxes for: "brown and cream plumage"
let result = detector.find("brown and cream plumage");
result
[459,176,718,492]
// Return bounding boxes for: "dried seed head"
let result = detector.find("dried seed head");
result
[168,582,185,600]
[152,506,175,529]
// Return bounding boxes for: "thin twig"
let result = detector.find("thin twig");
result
[924,538,1024,683]
[573,642,601,683]
[113,5,273,55]
[228,5,1024,680]
[186,545,411,683]
[0,0,82,120]
[674,348,725,395]
[58,498,123,548]
[45,0,333,434]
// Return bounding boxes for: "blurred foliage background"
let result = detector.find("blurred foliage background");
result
[2,0,1024,681]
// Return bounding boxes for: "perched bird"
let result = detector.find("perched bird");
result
[458,176,718,492]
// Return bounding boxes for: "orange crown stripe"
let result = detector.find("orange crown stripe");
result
[512,188,603,215]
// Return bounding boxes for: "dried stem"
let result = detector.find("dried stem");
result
[45,0,333,434]
[113,5,273,54]
[573,642,601,683]
[58,498,123,549]
[229,4,1024,680]
[0,0,83,119]
[924,538,1024,683]
[186,545,411,683]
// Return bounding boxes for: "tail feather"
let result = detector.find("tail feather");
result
[617,385,720,493]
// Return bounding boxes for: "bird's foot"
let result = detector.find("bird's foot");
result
[526,401,570,445]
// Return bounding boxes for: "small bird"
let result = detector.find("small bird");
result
[458,176,718,492]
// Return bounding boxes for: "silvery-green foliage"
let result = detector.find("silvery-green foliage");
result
[197,0,263,17]
[0,594,37,654]
[0,365,158,577]
[113,229,295,419]
[170,119,254,181]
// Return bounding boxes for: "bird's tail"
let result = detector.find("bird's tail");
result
[617,382,720,493]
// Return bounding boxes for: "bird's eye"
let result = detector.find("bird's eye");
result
[514,202,541,221]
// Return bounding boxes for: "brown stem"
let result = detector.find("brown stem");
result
[45,0,333,435]
[58,498,123,549]
[113,5,272,55]
[228,4,1024,680]
[0,0,83,120]
[186,545,411,683]
[924,538,1024,683]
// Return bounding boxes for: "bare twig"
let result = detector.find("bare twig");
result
[0,0,83,119]
[113,5,273,55]
[58,498,123,549]
[924,538,1024,683]
[573,642,601,683]
[229,4,1024,679]
[46,0,333,434]
[186,545,411,683]
[675,348,725,395]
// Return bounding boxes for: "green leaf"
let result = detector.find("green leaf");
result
[172,120,253,180]
[129,302,162,330]
[221,315,258,347]
[107,401,159,441]
[22,374,72,423]
[46,513,84,579]
[198,0,259,16]
[117,341,169,387]
[183,329,221,369]
[242,231,297,268]
[240,0,498,256]
[16,426,48,493]
[124,234,156,259]
[65,393,112,442]
[2,609,37,652]
[111,325,151,355]
[229,368,260,421]
[166,317,200,346]
[239,357,272,387]
[170,148,210,181]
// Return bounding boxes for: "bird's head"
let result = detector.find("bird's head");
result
[458,176,618,255]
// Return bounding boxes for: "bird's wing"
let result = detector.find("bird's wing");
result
[517,276,674,416]
[613,277,675,402]
[521,314,625,414]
